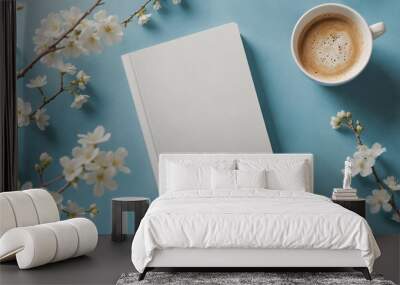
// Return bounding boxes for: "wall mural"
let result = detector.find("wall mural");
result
[16,0,399,234]
[17,0,183,218]
[330,111,400,223]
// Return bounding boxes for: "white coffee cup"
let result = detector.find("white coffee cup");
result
[291,3,385,86]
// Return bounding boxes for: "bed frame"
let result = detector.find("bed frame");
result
[138,153,371,280]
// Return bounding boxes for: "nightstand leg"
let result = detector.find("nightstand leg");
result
[134,202,149,235]
[112,202,124,242]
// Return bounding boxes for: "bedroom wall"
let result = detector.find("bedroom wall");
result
[17,0,400,235]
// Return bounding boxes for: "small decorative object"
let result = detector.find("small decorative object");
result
[343,156,353,190]
[332,157,358,200]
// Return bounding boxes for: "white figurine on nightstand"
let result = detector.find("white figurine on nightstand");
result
[343,156,352,190]
[332,157,358,200]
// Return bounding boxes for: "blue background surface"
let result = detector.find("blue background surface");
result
[17,0,400,234]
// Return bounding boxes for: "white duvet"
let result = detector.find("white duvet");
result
[131,190,380,272]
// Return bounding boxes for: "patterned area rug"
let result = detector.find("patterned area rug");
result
[116,272,395,285]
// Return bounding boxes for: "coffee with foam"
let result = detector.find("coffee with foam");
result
[298,14,362,81]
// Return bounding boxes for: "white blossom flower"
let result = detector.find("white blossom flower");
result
[85,151,112,171]
[366,189,393,213]
[41,51,63,67]
[72,145,99,165]
[80,27,102,53]
[63,200,85,218]
[55,62,77,75]
[27,75,47,88]
[39,152,53,167]
[138,13,152,25]
[61,6,82,28]
[351,155,375,177]
[88,203,99,218]
[17,97,32,127]
[384,176,400,191]
[336,110,348,119]
[111,147,130,174]
[60,156,83,182]
[153,0,162,11]
[62,38,84,58]
[370,143,386,158]
[78,126,111,146]
[93,10,107,22]
[77,18,96,31]
[172,0,182,5]
[96,11,123,45]
[351,143,386,177]
[330,116,341,129]
[76,70,90,89]
[33,35,51,55]
[71,94,90,109]
[33,108,50,130]
[84,167,117,196]
[330,110,351,129]
[41,12,63,38]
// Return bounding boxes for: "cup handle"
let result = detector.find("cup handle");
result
[369,22,385,40]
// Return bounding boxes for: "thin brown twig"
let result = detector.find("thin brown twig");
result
[121,0,152,27]
[37,87,46,100]
[41,174,64,188]
[57,182,71,194]
[17,0,104,79]
[38,172,44,185]
[30,73,66,118]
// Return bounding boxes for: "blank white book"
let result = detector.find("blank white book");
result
[122,23,271,181]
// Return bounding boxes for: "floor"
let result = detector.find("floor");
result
[0,235,134,285]
[1,235,397,285]
[0,235,360,285]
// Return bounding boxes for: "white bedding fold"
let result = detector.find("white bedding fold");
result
[131,190,380,272]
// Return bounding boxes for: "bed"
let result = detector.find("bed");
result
[131,153,380,280]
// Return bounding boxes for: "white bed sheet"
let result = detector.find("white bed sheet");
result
[131,189,380,273]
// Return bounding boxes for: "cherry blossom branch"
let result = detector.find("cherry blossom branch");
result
[38,172,44,185]
[57,182,71,194]
[346,120,363,146]
[16,0,104,79]
[40,175,64,188]
[121,0,152,27]
[30,73,66,119]
[345,119,400,216]
[37,87,46,101]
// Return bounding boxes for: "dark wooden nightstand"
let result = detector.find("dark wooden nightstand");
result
[112,197,150,242]
[332,199,366,218]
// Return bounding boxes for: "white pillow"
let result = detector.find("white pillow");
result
[237,169,267,189]
[237,159,308,191]
[167,160,235,191]
[211,168,267,190]
[211,168,236,189]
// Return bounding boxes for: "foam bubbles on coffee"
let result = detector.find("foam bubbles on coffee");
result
[298,14,361,80]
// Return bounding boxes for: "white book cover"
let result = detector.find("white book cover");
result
[121,23,272,181]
